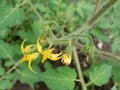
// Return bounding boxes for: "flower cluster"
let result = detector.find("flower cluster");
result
[21,37,72,72]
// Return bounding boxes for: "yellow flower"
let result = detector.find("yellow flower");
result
[21,52,39,73]
[21,39,36,54]
[41,48,54,63]
[37,37,62,63]
[49,52,62,61]
[40,36,46,43]
[37,38,43,53]
[41,49,62,63]
[61,54,71,65]
[21,39,39,73]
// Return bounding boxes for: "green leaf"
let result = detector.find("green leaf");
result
[35,3,48,12]
[111,39,120,52]
[5,60,13,67]
[66,3,75,19]
[17,30,35,42]
[0,6,24,30]
[111,85,117,90]
[17,21,41,42]
[98,19,111,29]
[32,21,41,39]
[76,1,94,18]
[0,80,13,90]
[20,63,41,87]
[0,28,10,39]
[100,59,120,89]
[41,66,76,90]
[0,39,14,59]
[0,66,5,75]
[113,66,120,89]
[89,64,112,86]
[92,28,110,43]
[5,72,20,81]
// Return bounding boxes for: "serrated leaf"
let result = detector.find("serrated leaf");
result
[0,66,5,75]
[20,63,41,87]
[76,1,94,17]
[0,80,13,90]
[113,66,120,88]
[35,3,48,12]
[92,28,110,43]
[32,21,41,39]
[66,3,75,19]
[99,59,120,89]
[111,40,120,52]
[0,28,10,39]
[17,30,35,42]
[0,39,14,59]
[5,60,13,67]
[0,6,24,30]
[5,72,20,80]
[41,66,76,90]
[111,85,117,90]
[89,64,112,86]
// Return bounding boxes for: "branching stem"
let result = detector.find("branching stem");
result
[72,45,87,90]
[0,60,21,80]
[66,0,118,37]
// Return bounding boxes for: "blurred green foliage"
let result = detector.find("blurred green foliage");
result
[0,0,120,90]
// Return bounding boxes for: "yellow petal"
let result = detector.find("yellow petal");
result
[28,60,37,73]
[21,39,36,54]
[24,45,36,54]
[40,36,46,43]
[21,39,26,54]
[30,52,39,60]
[21,53,39,73]
[21,55,28,63]
[49,52,62,61]
[37,38,43,53]
[61,54,71,65]
[42,48,54,63]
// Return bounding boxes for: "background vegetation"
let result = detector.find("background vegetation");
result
[0,0,120,90]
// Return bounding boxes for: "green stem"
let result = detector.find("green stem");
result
[0,0,27,26]
[93,0,102,15]
[86,81,93,87]
[0,0,27,75]
[0,60,22,81]
[27,0,44,23]
[72,45,87,90]
[66,0,118,37]
[75,79,81,82]
[27,0,56,39]
[74,41,120,63]
[97,50,120,63]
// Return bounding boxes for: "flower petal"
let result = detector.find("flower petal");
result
[21,53,39,72]
[21,39,36,54]
[21,55,28,63]
[61,54,71,65]
[21,39,26,54]
[42,48,54,63]
[24,45,36,54]
[49,52,62,61]
[40,36,46,43]
[28,60,37,73]
[37,38,43,53]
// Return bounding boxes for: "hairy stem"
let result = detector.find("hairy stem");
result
[93,0,102,14]
[67,0,118,36]
[27,0,44,23]
[97,50,120,63]
[72,45,87,90]
[27,0,56,38]
[0,60,21,81]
